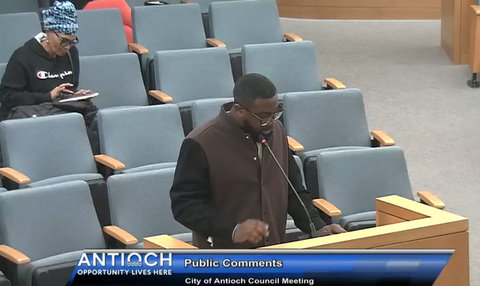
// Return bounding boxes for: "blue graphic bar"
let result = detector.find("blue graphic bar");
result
[68,249,452,285]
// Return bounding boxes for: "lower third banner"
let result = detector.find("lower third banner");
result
[68,249,452,285]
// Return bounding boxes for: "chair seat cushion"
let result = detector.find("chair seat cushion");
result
[26,173,104,188]
[18,251,83,286]
[302,146,370,160]
[121,163,177,174]
[338,211,376,231]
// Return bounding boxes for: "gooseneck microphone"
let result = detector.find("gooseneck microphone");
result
[257,134,320,239]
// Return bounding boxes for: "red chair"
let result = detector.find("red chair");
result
[84,0,133,43]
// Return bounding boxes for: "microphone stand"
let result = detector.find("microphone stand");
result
[258,135,323,239]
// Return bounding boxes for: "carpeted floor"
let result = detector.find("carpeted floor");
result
[279,18,480,285]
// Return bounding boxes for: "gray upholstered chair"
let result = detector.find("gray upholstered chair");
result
[0,13,41,64]
[191,98,231,129]
[79,53,151,109]
[96,105,184,174]
[132,3,225,88]
[76,9,130,56]
[0,181,106,286]
[0,113,103,188]
[314,146,444,231]
[188,0,236,38]
[104,168,191,249]
[0,63,6,80]
[242,41,346,97]
[282,88,395,199]
[0,0,39,14]
[0,113,112,226]
[208,0,302,79]
[152,47,233,133]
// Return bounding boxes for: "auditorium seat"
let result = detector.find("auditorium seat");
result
[79,53,151,109]
[314,146,444,231]
[188,0,236,38]
[76,8,148,57]
[208,0,302,79]
[131,3,225,88]
[104,168,191,249]
[152,47,233,133]
[242,41,346,97]
[0,113,112,226]
[0,63,6,82]
[0,0,39,14]
[0,181,106,286]
[282,89,395,198]
[83,0,134,44]
[191,98,231,129]
[0,13,41,64]
[96,105,184,174]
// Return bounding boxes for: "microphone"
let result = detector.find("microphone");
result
[257,134,326,239]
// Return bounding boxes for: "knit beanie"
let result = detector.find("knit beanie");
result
[42,1,78,35]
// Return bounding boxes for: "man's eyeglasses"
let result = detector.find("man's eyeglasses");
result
[241,103,284,127]
[55,32,79,47]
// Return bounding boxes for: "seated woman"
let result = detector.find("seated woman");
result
[0,0,80,120]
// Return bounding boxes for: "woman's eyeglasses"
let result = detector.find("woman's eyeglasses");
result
[55,32,79,47]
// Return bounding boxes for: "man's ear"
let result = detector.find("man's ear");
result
[233,103,246,119]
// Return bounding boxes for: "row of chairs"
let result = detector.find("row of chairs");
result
[0,0,313,85]
[0,168,189,286]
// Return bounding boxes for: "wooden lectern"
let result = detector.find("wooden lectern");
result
[441,0,476,64]
[144,195,469,286]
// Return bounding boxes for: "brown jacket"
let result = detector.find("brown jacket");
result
[170,103,325,248]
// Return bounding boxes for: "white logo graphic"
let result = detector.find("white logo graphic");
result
[36,70,72,80]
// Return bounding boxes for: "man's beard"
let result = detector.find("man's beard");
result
[242,120,272,143]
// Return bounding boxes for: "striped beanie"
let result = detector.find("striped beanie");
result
[42,1,78,35]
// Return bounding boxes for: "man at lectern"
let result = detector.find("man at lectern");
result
[170,73,345,249]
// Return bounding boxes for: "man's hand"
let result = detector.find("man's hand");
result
[50,83,74,99]
[319,224,346,234]
[233,219,269,244]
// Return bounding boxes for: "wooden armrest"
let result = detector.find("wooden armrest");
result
[312,199,342,217]
[181,0,191,3]
[94,155,126,171]
[144,235,197,249]
[371,130,395,147]
[104,226,139,246]
[417,191,445,209]
[287,136,304,152]
[206,38,226,48]
[149,90,173,103]
[0,167,30,184]
[0,245,30,264]
[284,33,303,42]
[128,43,148,54]
[324,78,346,89]
[471,5,480,15]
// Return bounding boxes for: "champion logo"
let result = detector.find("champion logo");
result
[36,70,72,80]
[37,71,48,79]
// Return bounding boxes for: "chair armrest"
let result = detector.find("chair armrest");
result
[206,38,226,48]
[94,155,126,171]
[287,136,304,152]
[149,90,173,103]
[417,191,445,209]
[473,5,480,14]
[371,130,395,147]
[0,168,30,184]
[284,33,303,42]
[128,43,148,55]
[181,0,191,3]
[324,78,346,89]
[144,235,197,249]
[312,199,342,217]
[104,226,139,246]
[0,245,30,265]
